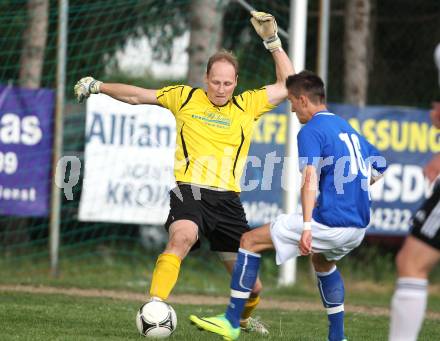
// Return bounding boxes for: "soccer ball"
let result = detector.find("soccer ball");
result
[136,301,177,338]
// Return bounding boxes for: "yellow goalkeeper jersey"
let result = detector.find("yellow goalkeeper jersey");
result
[157,85,275,192]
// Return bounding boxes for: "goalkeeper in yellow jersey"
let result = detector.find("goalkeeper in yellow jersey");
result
[74,11,293,335]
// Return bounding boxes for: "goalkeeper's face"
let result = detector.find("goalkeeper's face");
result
[205,60,238,106]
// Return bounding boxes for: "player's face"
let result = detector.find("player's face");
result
[288,93,308,124]
[205,61,238,106]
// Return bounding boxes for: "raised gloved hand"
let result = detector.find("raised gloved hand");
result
[74,76,102,103]
[250,11,282,52]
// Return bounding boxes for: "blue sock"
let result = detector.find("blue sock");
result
[316,266,345,341]
[225,248,261,328]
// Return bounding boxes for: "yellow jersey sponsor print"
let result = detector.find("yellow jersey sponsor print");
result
[157,85,275,192]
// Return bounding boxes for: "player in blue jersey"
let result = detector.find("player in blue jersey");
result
[189,70,387,341]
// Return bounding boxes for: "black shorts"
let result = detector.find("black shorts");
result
[164,184,250,252]
[410,181,440,250]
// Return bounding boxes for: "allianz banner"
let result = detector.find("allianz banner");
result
[78,94,176,224]
[329,104,438,235]
[0,85,54,216]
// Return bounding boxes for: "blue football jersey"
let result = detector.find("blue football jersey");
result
[297,111,387,228]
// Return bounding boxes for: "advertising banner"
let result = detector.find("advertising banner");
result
[241,103,287,226]
[78,94,176,224]
[0,85,54,217]
[329,104,438,235]
[79,98,437,235]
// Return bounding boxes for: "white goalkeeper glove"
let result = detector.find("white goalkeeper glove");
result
[250,11,282,52]
[74,76,102,103]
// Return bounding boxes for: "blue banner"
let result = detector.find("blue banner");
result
[241,102,438,235]
[329,103,439,235]
[241,102,287,227]
[0,85,54,216]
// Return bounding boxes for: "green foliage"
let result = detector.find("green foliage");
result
[100,72,186,92]
[337,243,397,282]
[64,0,190,89]
[368,0,440,106]
[222,0,440,106]
[0,0,27,83]
[1,0,439,104]
[0,0,190,89]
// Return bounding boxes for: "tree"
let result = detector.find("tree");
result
[19,0,48,88]
[187,0,229,87]
[0,0,190,90]
[343,0,372,106]
[62,0,189,89]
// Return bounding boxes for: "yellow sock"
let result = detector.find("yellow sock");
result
[149,253,181,300]
[241,295,260,321]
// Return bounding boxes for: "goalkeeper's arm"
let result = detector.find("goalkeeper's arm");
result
[100,83,159,105]
[250,11,294,106]
[74,76,159,105]
[265,47,294,106]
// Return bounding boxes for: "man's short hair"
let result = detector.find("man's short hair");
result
[286,70,325,104]
[207,50,239,76]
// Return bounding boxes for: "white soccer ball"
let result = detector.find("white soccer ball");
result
[136,301,177,338]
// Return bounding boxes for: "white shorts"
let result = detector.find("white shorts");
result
[270,214,366,265]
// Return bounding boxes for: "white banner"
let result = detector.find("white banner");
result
[78,94,176,224]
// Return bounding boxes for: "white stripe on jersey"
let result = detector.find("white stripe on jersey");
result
[315,112,335,116]
[420,200,440,238]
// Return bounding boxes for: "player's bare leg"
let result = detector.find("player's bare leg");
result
[164,220,198,258]
[396,236,440,278]
[149,220,198,301]
[312,253,336,272]
[389,236,440,341]
[240,223,275,253]
[312,253,347,341]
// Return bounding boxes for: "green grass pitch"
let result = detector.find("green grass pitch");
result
[2,291,439,340]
